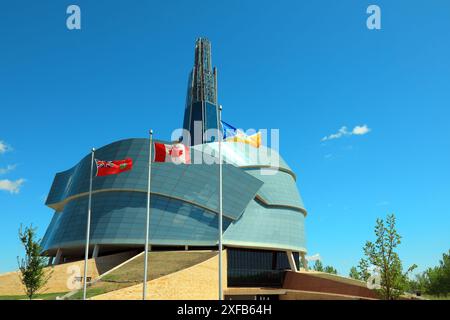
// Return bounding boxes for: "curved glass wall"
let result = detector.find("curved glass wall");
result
[43,138,307,256]
[42,191,232,252]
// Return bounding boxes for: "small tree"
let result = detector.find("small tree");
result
[324,265,338,274]
[357,257,371,281]
[313,260,324,272]
[312,260,337,274]
[17,224,51,299]
[349,266,361,280]
[359,214,416,300]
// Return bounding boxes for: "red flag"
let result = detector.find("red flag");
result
[95,158,133,176]
[154,143,190,164]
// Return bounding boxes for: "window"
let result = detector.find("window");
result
[227,248,299,287]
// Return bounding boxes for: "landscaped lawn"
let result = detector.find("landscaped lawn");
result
[69,250,217,300]
[0,292,68,300]
[422,294,450,300]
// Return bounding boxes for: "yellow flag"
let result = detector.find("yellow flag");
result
[226,132,261,148]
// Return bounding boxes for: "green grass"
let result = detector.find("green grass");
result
[69,287,110,300]
[69,250,217,300]
[0,292,68,300]
[422,294,450,300]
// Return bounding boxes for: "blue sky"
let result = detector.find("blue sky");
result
[1,1,449,275]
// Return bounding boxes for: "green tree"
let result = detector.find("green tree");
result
[406,273,428,294]
[324,265,337,274]
[359,214,416,300]
[313,260,324,272]
[357,257,371,281]
[17,224,51,300]
[312,260,337,274]
[349,266,361,280]
[424,250,450,297]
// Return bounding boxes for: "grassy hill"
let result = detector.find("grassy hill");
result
[69,250,217,300]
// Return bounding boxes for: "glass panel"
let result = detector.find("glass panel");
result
[189,102,203,142]
[204,102,218,143]
[227,248,293,288]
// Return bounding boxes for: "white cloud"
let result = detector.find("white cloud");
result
[0,143,24,194]
[0,141,9,154]
[321,126,349,141]
[0,164,17,175]
[306,253,321,262]
[352,125,371,135]
[321,125,371,141]
[0,179,25,194]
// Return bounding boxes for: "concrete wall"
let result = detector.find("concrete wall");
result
[282,271,378,299]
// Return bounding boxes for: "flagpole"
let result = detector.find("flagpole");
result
[143,129,153,300]
[83,148,95,300]
[218,105,223,300]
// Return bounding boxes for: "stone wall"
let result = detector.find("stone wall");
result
[282,271,377,299]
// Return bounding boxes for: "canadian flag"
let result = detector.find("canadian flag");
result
[153,142,191,164]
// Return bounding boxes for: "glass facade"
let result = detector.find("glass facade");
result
[43,136,307,257]
[42,137,307,257]
[46,138,263,220]
[42,191,232,252]
[42,138,266,254]
[189,102,203,144]
[183,71,194,133]
[245,169,305,211]
[223,200,306,253]
[227,248,299,287]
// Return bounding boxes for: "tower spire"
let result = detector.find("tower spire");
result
[182,38,219,145]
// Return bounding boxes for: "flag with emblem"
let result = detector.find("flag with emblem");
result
[221,120,262,148]
[95,158,133,176]
[153,143,190,164]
